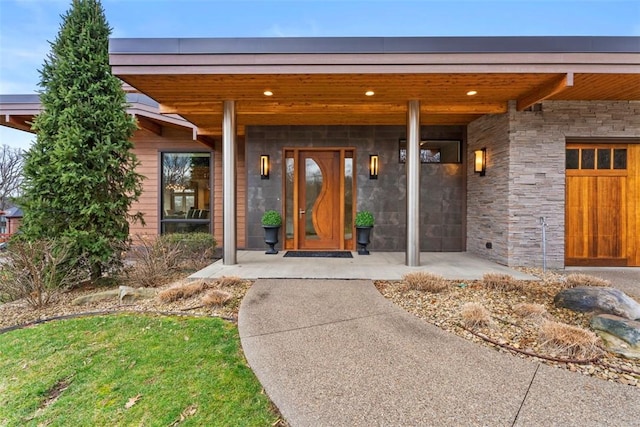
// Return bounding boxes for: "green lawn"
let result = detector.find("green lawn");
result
[0,314,280,426]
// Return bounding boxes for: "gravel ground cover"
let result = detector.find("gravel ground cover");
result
[2,269,638,389]
[376,269,639,388]
[0,277,251,331]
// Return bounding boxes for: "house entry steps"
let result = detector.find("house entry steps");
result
[238,279,638,426]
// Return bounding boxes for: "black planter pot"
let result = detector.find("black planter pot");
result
[356,226,373,255]
[263,225,280,254]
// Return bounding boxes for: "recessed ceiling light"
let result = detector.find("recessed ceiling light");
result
[466,90,478,96]
[365,90,375,96]
[263,90,273,96]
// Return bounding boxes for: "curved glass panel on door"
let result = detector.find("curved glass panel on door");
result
[305,158,322,241]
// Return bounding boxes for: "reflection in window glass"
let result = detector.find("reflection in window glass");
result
[597,149,611,169]
[566,149,579,169]
[305,159,321,240]
[614,149,627,170]
[581,149,595,169]
[344,157,353,240]
[161,152,211,234]
[399,139,461,163]
[285,157,294,239]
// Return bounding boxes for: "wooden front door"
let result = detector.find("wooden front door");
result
[283,148,355,250]
[298,150,342,249]
[565,144,628,266]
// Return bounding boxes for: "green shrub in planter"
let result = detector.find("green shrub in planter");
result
[261,210,282,227]
[355,211,374,227]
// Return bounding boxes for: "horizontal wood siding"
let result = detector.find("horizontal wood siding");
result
[237,137,246,248]
[213,139,222,244]
[130,127,211,236]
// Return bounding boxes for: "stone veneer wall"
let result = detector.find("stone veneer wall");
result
[468,100,640,268]
[245,125,465,251]
[466,113,511,265]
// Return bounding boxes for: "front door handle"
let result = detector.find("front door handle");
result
[299,209,306,218]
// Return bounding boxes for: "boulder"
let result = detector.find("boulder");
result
[71,286,157,306]
[590,314,640,359]
[554,287,640,320]
[72,289,120,305]
[118,286,157,303]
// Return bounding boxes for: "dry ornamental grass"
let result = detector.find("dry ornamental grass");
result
[513,303,550,321]
[157,280,214,303]
[202,290,232,307]
[460,302,492,329]
[217,276,244,288]
[402,272,448,293]
[482,273,524,292]
[563,273,610,288]
[538,320,603,360]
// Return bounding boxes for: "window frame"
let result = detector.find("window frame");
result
[159,150,213,235]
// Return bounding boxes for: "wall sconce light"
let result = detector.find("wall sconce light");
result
[474,148,486,176]
[369,154,379,180]
[260,155,270,180]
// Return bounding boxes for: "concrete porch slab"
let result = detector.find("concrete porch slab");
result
[190,250,538,281]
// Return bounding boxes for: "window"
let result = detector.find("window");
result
[399,139,461,163]
[566,146,627,171]
[160,152,212,234]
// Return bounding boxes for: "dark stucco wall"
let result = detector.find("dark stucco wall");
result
[245,125,465,252]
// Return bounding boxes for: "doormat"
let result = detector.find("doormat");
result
[284,251,353,258]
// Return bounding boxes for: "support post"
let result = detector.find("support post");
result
[222,100,237,265]
[406,100,421,266]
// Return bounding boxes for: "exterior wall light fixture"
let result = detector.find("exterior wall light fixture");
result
[474,148,486,176]
[260,155,270,180]
[369,154,379,180]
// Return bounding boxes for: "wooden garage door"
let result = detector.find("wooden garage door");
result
[565,144,629,266]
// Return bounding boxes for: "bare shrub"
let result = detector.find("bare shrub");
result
[158,232,217,271]
[402,271,448,293]
[513,303,550,322]
[157,280,213,303]
[563,273,610,289]
[202,289,232,307]
[0,239,84,308]
[538,321,602,359]
[482,273,524,292]
[216,276,243,288]
[125,235,182,287]
[460,302,492,329]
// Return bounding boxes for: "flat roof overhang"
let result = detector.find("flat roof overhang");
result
[0,93,212,144]
[109,36,640,136]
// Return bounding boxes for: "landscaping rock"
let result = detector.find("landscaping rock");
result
[72,289,120,305]
[591,314,640,359]
[118,286,157,303]
[553,287,640,320]
[71,287,157,306]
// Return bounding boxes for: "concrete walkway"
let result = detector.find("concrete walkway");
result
[192,251,537,280]
[239,279,639,426]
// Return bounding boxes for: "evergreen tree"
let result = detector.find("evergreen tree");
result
[20,0,143,280]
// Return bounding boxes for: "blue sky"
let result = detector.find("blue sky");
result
[1,0,639,149]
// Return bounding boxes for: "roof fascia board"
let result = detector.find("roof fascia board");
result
[110,52,640,67]
[109,36,640,55]
[111,62,640,76]
[0,95,194,129]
